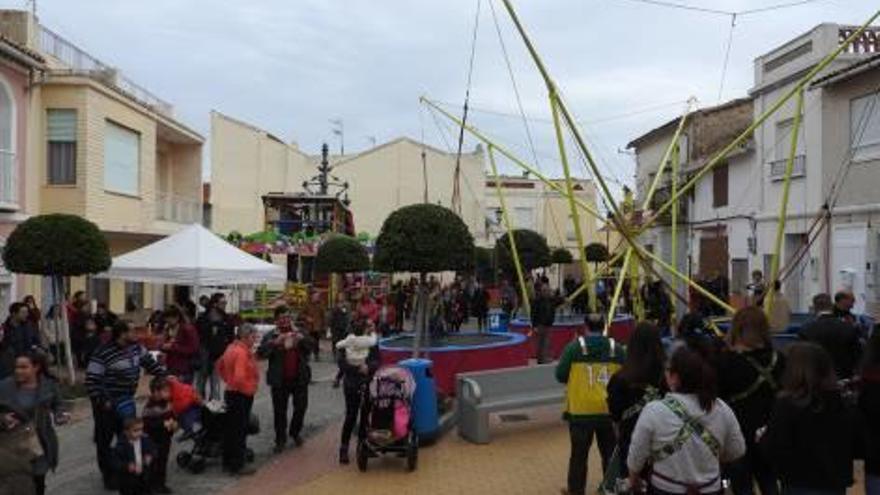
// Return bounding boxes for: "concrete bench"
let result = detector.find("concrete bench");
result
[456,364,564,444]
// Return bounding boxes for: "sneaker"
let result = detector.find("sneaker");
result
[339,447,350,465]
[273,442,286,454]
[229,465,258,476]
[291,434,304,447]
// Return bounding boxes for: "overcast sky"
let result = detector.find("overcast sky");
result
[13,0,877,194]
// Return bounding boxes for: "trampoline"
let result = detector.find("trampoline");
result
[508,314,636,361]
[379,332,530,396]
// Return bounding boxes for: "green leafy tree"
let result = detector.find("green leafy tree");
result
[374,204,474,355]
[3,214,111,381]
[584,242,610,272]
[551,247,573,265]
[315,235,370,273]
[494,229,551,277]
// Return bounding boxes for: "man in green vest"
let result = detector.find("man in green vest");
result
[556,313,623,495]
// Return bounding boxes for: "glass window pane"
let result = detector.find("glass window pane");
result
[47,109,77,142]
[0,83,11,152]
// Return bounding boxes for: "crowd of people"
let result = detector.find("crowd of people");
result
[557,289,879,495]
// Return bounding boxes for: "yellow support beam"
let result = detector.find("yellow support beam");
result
[764,89,805,317]
[549,92,595,311]
[643,10,880,233]
[605,249,633,335]
[488,145,532,318]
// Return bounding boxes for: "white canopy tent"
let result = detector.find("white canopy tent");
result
[96,223,286,286]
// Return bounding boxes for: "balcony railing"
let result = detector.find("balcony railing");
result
[840,26,880,54]
[0,150,17,209]
[156,193,201,224]
[769,155,806,181]
[37,25,174,117]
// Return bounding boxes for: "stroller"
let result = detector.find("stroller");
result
[356,366,418,472]
[176,400,259,473]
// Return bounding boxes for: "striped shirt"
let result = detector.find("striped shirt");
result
[85,342,165,402]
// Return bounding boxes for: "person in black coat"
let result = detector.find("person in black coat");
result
[336,334,379,465]
[472,282,490,332]
[859,330,880,495]
[718,307,785,495]
[760,343,861,495]
[606,322,666,481]
[799,293,862,379]
[195,294,234,401]
[0,302,42,378]
[531,284,560,364]
[113,418,156,495]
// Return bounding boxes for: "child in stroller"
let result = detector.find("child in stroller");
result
[175,399,259,474]
[356,366,419,472]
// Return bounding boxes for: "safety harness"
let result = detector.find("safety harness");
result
[728,352,779,405]
[621,385,662,423]
[651,396,723,495]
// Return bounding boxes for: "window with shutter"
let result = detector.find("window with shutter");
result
[851,93,880,161]
[104,120,140,195]
[47,109,77,185]
[713,161,728,208]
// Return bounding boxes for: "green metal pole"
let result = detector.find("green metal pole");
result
[549,92,595,312]
[488,145,532,318]
[642,11,880,230]
[605,250,633,335]
[765,89,805,317]
[671,143,680,297]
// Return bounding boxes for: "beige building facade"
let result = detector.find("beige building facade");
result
[0,10,204,313]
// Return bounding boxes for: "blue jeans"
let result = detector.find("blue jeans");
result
[867,475,880,495]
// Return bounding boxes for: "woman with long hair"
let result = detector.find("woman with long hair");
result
[628,347,745,495]
[718,307,785,495]
[761,343,859,495]
[607,322,667,481]
[0,351,69,494]
[859,330,880,495]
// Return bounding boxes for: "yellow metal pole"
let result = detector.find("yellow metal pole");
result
[671,143,680,297]
[422,97,604,221]
[640,102,694,211]
[643,11,880,230]
[605,250,632,335]
[425,96,727,314]
[488,145,532,317]
[765,89,805,317]
[549,92,595,312]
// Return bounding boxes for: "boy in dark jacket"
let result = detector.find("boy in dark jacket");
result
[114,417,156,495]
[142,378,176,494]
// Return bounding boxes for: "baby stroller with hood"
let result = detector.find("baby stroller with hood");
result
[176,400,260,473]
[357,366,418,472]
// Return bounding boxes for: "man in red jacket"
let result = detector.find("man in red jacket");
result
[160,306,200,383]
[216,324,259,476]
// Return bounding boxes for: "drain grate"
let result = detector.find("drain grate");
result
[498,413,530,423]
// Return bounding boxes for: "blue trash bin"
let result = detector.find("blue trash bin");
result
[398,358,439,441]
[488,309,509,332]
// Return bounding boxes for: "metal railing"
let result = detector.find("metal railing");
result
[840,26,880,54]
[156,192,201,224]
[37,25,174,116]
[0,150,17,208]
[769,155,806,180]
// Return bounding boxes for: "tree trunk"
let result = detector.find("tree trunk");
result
[54,276,76,384]
[412,272,428,359]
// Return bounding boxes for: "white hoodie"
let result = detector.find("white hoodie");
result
[335,333,377,367]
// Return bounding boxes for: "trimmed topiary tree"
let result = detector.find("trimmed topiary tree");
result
[3,214,111,381]
[374,204,474,356]
[494,229,551,277]
[315,235,370,274]
[585,242,610,272]
[551,247,573,265]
